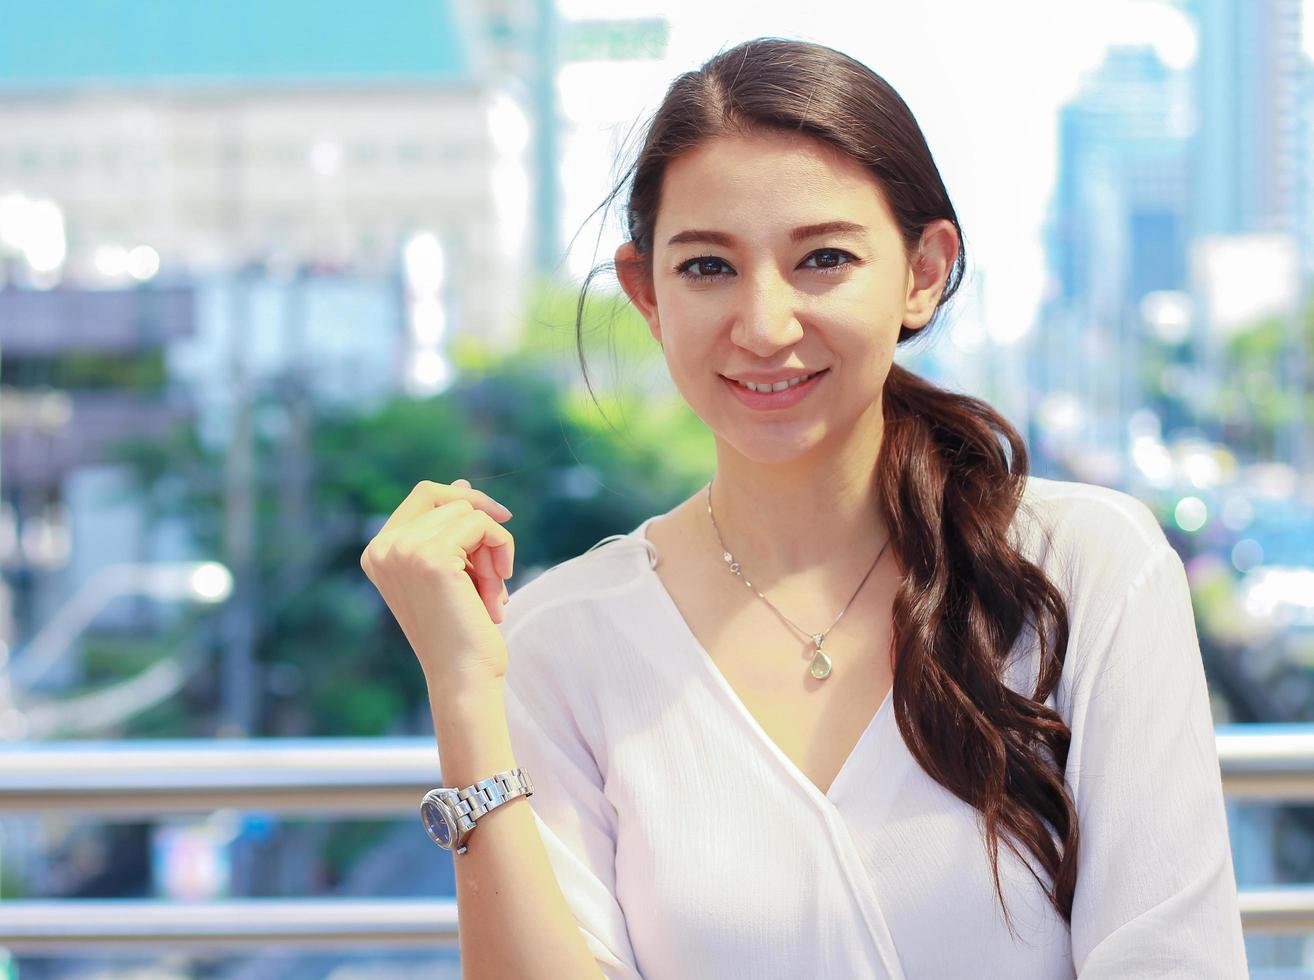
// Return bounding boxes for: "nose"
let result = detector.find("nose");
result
[729,269,803,356]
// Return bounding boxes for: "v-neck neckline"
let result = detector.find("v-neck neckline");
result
[629,514,894,808]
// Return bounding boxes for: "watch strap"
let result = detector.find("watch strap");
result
[456,766,534,821]
[425,766,534,854]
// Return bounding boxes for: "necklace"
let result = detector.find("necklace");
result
[704,480,890,681]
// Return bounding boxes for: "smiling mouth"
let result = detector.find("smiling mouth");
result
[723,369,828,393]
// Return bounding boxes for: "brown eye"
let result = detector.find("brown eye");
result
[675,256,734,280]
[801,248,858,273]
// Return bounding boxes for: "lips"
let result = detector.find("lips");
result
[728,370,824,393]
[721,368,829,411]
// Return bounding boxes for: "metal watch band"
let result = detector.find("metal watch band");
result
[423,766,534,855]
[457,766,534,822]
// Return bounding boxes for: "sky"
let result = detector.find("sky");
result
[554,0,1311,350]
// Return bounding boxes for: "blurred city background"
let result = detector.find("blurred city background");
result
[0,0,1311,976]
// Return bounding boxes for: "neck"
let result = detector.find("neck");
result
[703,412,892,592]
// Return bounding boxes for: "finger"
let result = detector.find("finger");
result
[473,540,510,590]
[447,510,512,624]
[468,544,504,621]
[378,480,512,539]
[391,501,515,582]
[449,507,515,583]
[446,481,512,522]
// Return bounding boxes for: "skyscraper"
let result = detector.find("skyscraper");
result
[1037,44,1193,468]
[1188,0,1308,259]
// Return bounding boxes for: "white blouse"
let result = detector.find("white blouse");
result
[494,476,1249,979]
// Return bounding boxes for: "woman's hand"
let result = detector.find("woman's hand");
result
[360,478,516,694]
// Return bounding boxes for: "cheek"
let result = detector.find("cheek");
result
[833,272,904,320]
[651,291,716,357]
[808,295,901,355]
[658,284,711,321]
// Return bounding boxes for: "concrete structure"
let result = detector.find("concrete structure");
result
[0,0,536,351]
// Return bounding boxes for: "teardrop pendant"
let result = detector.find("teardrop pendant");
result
[809,632,832,680]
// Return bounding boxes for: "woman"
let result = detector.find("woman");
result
[361,37,1248,979]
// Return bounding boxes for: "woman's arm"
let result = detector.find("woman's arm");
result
[431,678,607,980]
[1065,545,1247,977]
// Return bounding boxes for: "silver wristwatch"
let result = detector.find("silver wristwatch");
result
[420,767,534,855]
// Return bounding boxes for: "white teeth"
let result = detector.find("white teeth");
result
[735,371,819,393]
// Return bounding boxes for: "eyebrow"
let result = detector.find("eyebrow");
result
[665,220,869,248]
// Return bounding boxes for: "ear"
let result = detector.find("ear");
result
[902,219,959,331]
[615,241,662,345]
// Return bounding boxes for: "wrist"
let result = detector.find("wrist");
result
[424,670,506,707]
[425,676,516,790]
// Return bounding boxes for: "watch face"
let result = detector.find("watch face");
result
[420,795,454,849]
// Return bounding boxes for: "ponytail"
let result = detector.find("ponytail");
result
[877,363,1077,933]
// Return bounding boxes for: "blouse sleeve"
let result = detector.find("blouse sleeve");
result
[501,622,644,980]
[1064,545,1248,978]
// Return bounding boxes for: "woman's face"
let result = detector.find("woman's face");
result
[616,129,957,464]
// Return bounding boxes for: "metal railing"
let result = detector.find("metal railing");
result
[0,724,1311,950]
[0,898,460,950]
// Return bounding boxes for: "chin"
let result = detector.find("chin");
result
[712,424,829,465]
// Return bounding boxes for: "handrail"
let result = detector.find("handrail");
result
[4,890,1313,951]
[0,726,1309,815]
[0,736,441,814]
[0,898,458,951]
[1,726,1312,948]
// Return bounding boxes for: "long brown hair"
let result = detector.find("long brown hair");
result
[573,37,1076,934]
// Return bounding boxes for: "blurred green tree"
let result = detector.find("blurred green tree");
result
[107,280,712,738]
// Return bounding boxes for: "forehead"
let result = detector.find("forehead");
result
[656,130,892,234]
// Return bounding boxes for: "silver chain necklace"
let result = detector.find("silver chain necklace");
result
[704,480,890,681]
